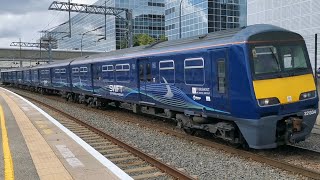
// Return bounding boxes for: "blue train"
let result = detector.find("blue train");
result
[2,24,318,149]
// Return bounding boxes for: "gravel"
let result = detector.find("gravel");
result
[9,88,312,180]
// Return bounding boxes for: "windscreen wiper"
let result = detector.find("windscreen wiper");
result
[269,47,281,76]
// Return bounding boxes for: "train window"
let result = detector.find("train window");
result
[102,65,114,82]
[116,64,130,82]
[159,60,175,84]
[60,69,66,74]
[217,59,226,94]
[184,58,204,85]
[252,46,280,74]
[72,68,79,73]
[146,63,151,82]
[41,70,49,75]
[280,46,307,70]
[139,64,144,81]
[80,67,88,72]
[102,65,113,72]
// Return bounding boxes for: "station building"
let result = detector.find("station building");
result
[165,0,247,40]
[247,0,320,69]
[50,0,165,52]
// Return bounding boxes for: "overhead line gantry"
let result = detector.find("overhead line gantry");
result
[48,1,133,47]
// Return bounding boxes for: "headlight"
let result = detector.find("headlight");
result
[299,91,316,100]
[258,97,280,107]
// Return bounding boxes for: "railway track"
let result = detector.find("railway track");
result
[11,89,320,179]
[18,94,196,180]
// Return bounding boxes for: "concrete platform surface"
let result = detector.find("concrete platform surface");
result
[0,87,132,180]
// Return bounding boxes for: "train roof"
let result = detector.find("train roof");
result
[31,59,76,69]
[70,24,292,65]
[1,24,295,71]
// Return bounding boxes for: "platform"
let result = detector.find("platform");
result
[0,87,132,180]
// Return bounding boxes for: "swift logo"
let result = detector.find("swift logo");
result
[162,77,173,98]
[107,85,124,96]
[108,85,124,93]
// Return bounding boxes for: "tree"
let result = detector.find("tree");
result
[118,34,157,49]
[159,34,168,41]
[134,34,156,46]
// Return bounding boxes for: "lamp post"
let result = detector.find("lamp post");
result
[179,0,184,39]
[80,33,85,57]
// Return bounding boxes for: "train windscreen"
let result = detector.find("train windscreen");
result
[248,32,312,80]
[251,44,311,79]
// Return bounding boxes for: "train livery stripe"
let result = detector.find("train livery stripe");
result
[0,105,15,180]
[253,74,316,104]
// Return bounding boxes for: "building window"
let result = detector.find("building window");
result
[55,69,60,74]
[165,7,175,15]
[166,24,176,31]
[148,2,165,7]
[159,60,175,84]
[184,58,205,85]
[116,64,130,82]
[217,59,226,93]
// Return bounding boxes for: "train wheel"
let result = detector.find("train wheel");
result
[183,128,196,135]
[114,101,120,108]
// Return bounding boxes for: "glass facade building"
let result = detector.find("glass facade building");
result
[165,0,247,40]
[247,0,320,69]
[49,0,165,52]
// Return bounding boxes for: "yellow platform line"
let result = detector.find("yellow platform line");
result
[0,105,15,180]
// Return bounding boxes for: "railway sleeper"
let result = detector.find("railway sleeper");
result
[85,139,107,144]
[131,172,166,180]
[117,161,146,168]
[94,145,118,151]
[89,141,112,146]
[81,136,102,141]
[105,152,132,158]
[100,148,124,154]
[124,166,157,174]
[110,156,140,163]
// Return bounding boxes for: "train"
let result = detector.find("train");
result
[1,24,318,149]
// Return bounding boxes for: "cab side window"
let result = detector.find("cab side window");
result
[217,59,226,93]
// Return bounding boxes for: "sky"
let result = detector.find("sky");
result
[0,0,97,48]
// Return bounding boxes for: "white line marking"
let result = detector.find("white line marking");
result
[1,88,133,180]
[56,145,84,168]
[66,158,84,168]
[21,107,30,111]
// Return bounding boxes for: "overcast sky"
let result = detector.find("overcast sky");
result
[0,0,97,49]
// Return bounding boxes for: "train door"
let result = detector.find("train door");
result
[138,58,152,103]
[92,64,100,95]
[210,48,229,113]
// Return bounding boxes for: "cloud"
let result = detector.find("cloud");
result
[0,0,99,48]
[0,12,67,47]
[0,0,53,15]
[0,0,98,15]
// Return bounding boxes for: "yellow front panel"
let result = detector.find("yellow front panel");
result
[253,74,316,104]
